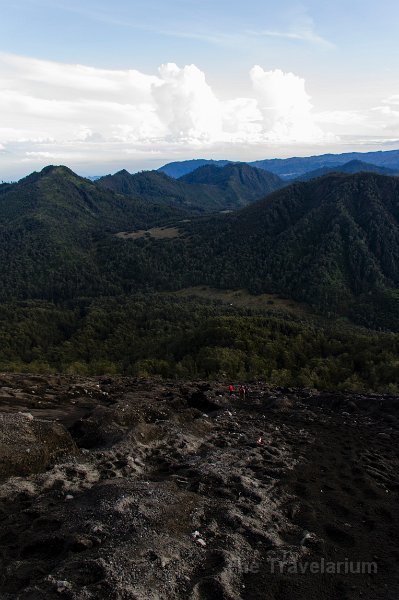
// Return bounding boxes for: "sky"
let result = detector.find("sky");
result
[1,0,399,179]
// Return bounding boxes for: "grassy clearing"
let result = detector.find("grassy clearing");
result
[170,286,309,314]
[116,226,181,240]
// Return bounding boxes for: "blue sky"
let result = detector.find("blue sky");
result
[1,0,399,178]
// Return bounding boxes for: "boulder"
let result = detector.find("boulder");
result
[0,412,78,479]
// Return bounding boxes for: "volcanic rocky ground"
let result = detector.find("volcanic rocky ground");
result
[0,374,398,599]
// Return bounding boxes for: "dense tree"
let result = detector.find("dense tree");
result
[1,295,399,393]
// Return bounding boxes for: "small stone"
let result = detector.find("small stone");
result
[20,412,34,420]
[56,580,71,593]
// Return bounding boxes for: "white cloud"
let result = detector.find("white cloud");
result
[24,151,55,159]
[314,110,368,125]
[0,52,397,178]
[152,63,222,142]
[250,66,333,143]
[382,95,399,106]
[0,52,333,174]
[0,52,158,100]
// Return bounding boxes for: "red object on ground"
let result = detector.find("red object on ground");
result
[256,437,264,445]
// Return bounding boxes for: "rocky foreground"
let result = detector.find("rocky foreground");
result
[0,374,398,599]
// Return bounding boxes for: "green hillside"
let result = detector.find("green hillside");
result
[2,167,399,388]
[103,172,399,328]
[0,165,183,301]
[97,163,283,213]
[180,162,283,205]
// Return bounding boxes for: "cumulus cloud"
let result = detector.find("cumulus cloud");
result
[0,51,396,178]
[250,66,331,143]
[0,52,329,155]
[152,63,222,142]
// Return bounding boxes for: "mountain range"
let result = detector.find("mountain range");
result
[100,170,399,329]
[293,159,398,182]
[0,165,183,302]
[96,163,283,213]
[182,171,399,323]
[2,163,399,331]
[2,161,399,386]
[159,148,399,179]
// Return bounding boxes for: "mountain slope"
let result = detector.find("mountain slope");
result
[179,162,283,203]
[0,165,183,230]
[190,172,399,317]
[4,166,399,329]
[96,169,221,213]
[97,164,283,213]
[108,172,399,327]
[294,160,398,182]
[0,165,184,301]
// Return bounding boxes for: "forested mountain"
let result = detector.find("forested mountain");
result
[3,166,399,326]
[3,167,399,384]
[0,166,182,230]
[97,163,283,213]
[159,148,399,180]
[191,172,399,315]
[179,162,283,203]
[0,165,183,301]
[104,172,399,328]
[96,168,223,213]
[294,160,398,182]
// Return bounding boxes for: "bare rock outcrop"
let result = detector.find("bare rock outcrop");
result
[0,412,78,479]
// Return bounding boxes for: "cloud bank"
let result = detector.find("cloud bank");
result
[0,52,398,178]
[0,52,334,177]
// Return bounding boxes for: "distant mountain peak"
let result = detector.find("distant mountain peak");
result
[159,158,231,178]
[40,165,76,177]
[159,148,399,180]
[97,163,283,213]
[114,169,131,176]
[180,161,283,191]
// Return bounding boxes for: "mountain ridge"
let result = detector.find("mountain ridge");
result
[0,165,185,301]
[97,163,283,213]
[110,171,399,328]
[3,166,399,329]
[293,159,399,182]
[159,148,399,180]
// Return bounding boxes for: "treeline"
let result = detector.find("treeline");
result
[1,295,399,393]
